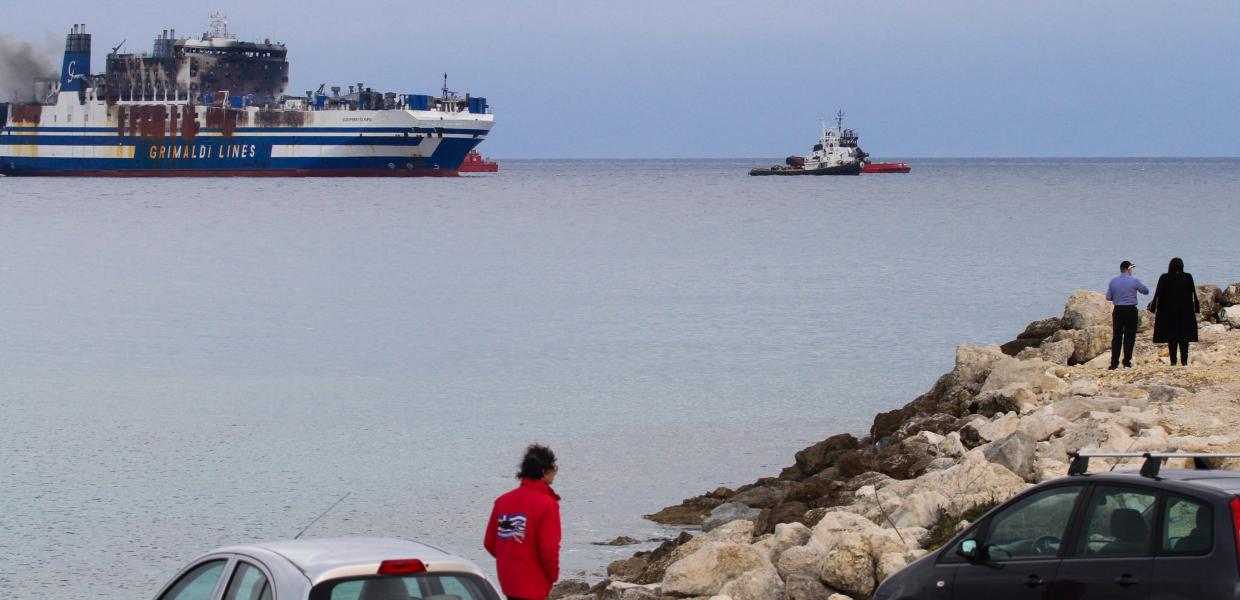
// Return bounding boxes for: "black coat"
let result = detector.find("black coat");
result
[1150,272,1199,343]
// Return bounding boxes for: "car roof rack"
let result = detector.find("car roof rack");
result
[1068,452,1240,478]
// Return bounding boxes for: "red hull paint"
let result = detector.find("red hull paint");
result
[458,149,499,173]
[862,163,911,174]
[4,168,461,177]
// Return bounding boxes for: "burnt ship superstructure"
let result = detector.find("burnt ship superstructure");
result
[0,17,494,176]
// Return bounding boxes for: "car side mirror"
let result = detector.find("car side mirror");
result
[958,539,981,561]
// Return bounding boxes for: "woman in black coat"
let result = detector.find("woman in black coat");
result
[1149,257,1200,365]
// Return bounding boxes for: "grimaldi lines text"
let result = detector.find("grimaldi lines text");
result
[0,20,494,177]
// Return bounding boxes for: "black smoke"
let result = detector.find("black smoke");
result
[0,34,58,102]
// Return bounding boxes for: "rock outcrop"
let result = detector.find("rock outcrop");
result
[595,286,1240,600]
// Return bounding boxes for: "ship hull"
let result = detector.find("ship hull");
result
[748,163,862,176]
[0,96,492,177]
[0,166,462,177]
[862,162,911,174]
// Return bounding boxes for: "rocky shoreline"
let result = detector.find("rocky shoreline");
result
[553,283,1240,600]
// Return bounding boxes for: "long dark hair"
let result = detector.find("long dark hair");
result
[1168,257,1185,274]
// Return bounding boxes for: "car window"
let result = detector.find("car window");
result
[984,485,1082,560]
[315,573,496,600]
[436,576,471,600]
[1162,495,1212,554]
[1072,485,1157,557]
[223,562,271,600]
[160,560,227,600]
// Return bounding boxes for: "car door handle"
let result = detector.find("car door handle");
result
[1025,574,1045,588]
[1115,574,1140,587]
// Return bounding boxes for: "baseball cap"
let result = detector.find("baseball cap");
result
[1120,260,1134,270]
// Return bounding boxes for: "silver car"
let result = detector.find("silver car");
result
[151,538,503,600]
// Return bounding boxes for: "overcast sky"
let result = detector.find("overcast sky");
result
[5,1,1239,158]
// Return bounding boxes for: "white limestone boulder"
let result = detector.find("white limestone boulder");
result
[781,576,833,600]
[837,452,1028,530]
[766,522,810,563]
[1219,306,1240,328]
[775,544,823,581]
[718,567,785,600]
[1063,290,1111,329]
[983,430,1038,482]
[817,532,878,599]
[1017,413,1071,442]
[876,552,910,584]
[663,542,775,597]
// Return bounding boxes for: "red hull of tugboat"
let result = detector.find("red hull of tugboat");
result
[862,162,911,174]
[459,149,499,173]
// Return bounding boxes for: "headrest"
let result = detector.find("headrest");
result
[1110,508,1148,543]
[357,578,410,600]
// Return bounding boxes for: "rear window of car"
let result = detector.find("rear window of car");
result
[311,573,499,600]
[1161,494,1213,554]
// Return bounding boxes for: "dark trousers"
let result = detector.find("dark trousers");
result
[1111,305,1138,367]
[1169,342,1189,365]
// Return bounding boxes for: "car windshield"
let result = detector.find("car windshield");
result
[312,573,498,600]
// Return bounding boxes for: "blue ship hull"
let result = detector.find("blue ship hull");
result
[0,128,484,177]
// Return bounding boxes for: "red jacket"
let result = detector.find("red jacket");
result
[484,479,561,599]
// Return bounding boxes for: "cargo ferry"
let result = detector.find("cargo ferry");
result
[0,16,494,177]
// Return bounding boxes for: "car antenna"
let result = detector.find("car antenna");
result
[294,492,351,540]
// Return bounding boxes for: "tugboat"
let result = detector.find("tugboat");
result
[458,149,499,173]
[750,111,866,176]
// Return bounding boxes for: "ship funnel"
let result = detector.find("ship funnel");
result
[154,28,175,57]
[61,23,92,92]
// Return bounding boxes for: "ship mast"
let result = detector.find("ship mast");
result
[441,72,456,98]
[208,13,236,40]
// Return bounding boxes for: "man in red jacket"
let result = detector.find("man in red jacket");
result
[484,444,561,600]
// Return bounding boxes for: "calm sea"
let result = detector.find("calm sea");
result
[3,158,1239,599]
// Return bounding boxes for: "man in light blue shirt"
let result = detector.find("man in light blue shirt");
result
[1106,260,1149,369]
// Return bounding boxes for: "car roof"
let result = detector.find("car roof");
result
[212,537,487,584]
[1062,470,1240,494]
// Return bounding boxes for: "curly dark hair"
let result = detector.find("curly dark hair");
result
[516,444,557,480]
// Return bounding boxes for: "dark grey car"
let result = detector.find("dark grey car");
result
[874,452,1240,600]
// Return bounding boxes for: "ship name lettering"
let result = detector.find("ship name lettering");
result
[217,144,257,159]
[148,144,214,160]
